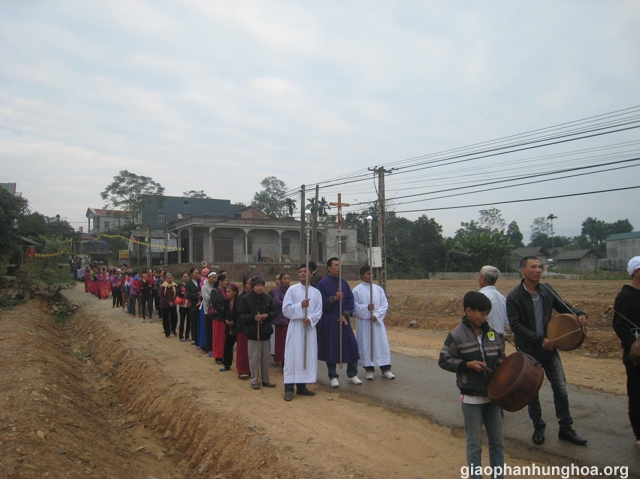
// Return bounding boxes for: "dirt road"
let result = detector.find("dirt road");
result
[1,279,636,478]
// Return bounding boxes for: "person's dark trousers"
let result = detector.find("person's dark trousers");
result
[189,307,199,344]
[327,361,359,379]
[624,360,640,440]
[162,307,177,337]
[179,307,190,340]
[285,383,310,393]
[112,287,120,307]
[205,315,213,353]
[141,295,154,320]
[527,348,573,432]
[154,292,161,314]
[365,365,391,372]
[130,295,137,315]
[223,332,237,368]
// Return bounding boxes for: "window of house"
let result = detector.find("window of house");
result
[244,237,253,254]
[282,238,290,255]
[158,213,165,223]
[104,221,110,230]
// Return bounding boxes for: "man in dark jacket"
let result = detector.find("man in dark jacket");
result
[185,268,201,346]
[237,275,278,390]
[507,256,588,446]
[613,256,640,452]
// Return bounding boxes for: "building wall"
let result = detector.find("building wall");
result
[555,254,598,272]
[600,238,640,271]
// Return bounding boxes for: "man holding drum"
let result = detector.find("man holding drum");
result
[507,256,588,446]
[612,256,640,453]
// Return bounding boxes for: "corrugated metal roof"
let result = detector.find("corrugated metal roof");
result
[511,246,549,257]
[555,249,598,260]
[606,231,640,241]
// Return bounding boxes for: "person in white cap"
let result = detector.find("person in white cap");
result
[613,256,640,453]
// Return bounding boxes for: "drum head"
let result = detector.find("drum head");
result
[548,314,585,351]
[488,352,544,412]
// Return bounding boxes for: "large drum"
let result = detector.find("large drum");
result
[548,314,585,351]
[488,352,544,412]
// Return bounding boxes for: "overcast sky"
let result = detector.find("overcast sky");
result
[1,1,639,240]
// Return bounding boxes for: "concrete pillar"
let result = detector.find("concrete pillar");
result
[188,227,194,263]
[209,228,214,263]
[177,229,182,264]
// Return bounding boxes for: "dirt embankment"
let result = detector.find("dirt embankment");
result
[0,300,294,479]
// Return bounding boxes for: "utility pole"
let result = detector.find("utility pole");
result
[311,184,319,262]
[300,185,305,261]
[547,213,557,249]
[368,166,394,292]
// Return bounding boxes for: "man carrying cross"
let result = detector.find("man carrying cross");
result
[316,194,361,387]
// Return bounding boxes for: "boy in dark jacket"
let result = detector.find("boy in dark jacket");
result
[439,291,506,479]
[237,275,278,390]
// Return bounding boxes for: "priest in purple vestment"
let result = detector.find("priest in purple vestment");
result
[316,257,362,387]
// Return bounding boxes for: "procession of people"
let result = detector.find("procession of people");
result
[77,250,640,474]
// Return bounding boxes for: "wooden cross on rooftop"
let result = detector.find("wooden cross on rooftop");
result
[330,193,350,228]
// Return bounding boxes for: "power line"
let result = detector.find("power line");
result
[392,185,640,214]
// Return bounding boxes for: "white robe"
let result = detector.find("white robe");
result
[353,281,391,368]
[282,282,322,384]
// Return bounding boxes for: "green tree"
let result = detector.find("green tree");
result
[478,208,506,232]
[101,170,165,225]
[506,221,524,247]
[0,187,29,261]
[251,176,288,218]
[413,215,444,272]
[183,190,211,199]
[530,216,552,237]
[283,198,297,218]
[608,219,633,235]
[581,217,609,249]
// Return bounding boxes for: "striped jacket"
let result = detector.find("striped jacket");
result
[438,316,506,397]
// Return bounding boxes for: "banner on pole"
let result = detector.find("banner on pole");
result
[119,250,129,262]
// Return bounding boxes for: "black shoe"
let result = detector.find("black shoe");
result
[284,390,294,401]
[262,382,277,388]
[532,427,545,445]
[251,383,260,390]
[297,388,316,396]
[559,429,588,446]
[219,366,230,372]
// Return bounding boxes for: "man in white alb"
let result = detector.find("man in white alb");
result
[353,265,395,380]
[477,265,509,341]
[282,263,323,401]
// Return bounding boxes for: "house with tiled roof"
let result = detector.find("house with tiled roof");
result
[554,249,599,272]
[510,246,550,271]
[85,208,132,233]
